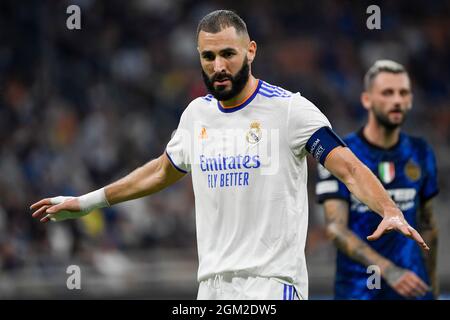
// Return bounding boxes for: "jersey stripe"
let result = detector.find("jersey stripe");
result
[259,81,292,98]
[202,94,213,101]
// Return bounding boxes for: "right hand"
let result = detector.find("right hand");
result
[30,196,88,223]
[384,265,430,298]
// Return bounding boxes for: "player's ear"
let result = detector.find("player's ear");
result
[247,41,257,64]
[361,91,371,111]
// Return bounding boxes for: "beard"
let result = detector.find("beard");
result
[372,104,408,130]
[201,57,250,101]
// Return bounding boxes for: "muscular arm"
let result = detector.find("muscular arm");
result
[324,147,396,219]
[106,153,186,205]
[418,199,439,297]
[30,153,186,221]
[323,146,429,249]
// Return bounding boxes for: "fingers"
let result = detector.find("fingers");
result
[394,280,415,298]
[367,223,385,241]
[31,204,51,219]
[393,272,430,298]
[30,197,64,223]
[403,273,429,297]
[409,227,430,251]
[46,203,65,214]
[399,224,412,237]
[400,223,429,250]
[412,275,430,294]
[30,198,52,210]
[40,214,53,224]
[369,216,430,250]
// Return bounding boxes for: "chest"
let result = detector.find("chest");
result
[191,105,286,159]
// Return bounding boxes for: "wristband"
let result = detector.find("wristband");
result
[78,187,110,211]
[47,188,110,222]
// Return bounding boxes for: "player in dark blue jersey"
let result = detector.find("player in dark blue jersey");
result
[316,60,439,300]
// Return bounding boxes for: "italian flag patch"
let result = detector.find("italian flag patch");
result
[378,162,395,184]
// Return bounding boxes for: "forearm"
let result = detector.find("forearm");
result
[419,201,439,296]
[347,165,397,217]
[326,148,396,218]
[105,154,179,205]
[422,229,438,295]
[327,223,392,273]
[324,199,395,280]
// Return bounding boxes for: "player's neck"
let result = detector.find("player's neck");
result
[220,76,257,108]
[363,121,401,149]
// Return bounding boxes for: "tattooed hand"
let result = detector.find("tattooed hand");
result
[383,263,430,298]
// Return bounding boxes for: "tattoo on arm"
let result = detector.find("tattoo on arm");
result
[324,199,391,272]
[419,199,439,296]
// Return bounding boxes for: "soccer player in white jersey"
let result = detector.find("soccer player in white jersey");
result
[30,10,429,300]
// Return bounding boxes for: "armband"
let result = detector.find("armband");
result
[305,126,347,165]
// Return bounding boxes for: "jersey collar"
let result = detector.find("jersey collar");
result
[358,127,403,151]
[217,79,262,113]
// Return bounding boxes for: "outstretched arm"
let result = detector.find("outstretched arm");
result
[324,199,429,298]
[324,146,429,250]
[105,152,186,205]
[30,153,186,223]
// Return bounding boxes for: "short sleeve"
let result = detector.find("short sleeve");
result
[287,93,332,158]
[420,142,439,201]
[315,163,350,203]
[166,109,191,173]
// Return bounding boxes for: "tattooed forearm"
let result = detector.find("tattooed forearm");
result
[328,221,390,270]
[382,263,407,286]
[324,199,392,274]
[419,200,439,297]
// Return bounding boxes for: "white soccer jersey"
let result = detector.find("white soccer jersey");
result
[166,79,331,299]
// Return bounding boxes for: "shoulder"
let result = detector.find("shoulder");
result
[258,80,293,99]
[402,133,435,154]
[183,94,215,114]
[190,94,215,107]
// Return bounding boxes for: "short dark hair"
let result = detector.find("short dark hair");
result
[196,10,248,38]
[364,60,408,91]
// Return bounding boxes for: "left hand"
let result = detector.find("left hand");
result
[367,209,429,250]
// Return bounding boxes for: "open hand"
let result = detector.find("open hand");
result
[30,196,86,223]
[367,210,429,250]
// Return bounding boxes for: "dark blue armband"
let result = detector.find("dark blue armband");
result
[305,126,347,165]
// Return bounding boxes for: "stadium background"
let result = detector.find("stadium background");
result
[0,0,449,299]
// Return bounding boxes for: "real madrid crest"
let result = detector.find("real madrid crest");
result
[246,120,262,145]
[404,159,421,182]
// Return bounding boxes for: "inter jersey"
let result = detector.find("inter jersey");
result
[316,129,439,299]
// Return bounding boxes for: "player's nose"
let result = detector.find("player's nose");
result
[213,57,227,73]
[393,92,405,105]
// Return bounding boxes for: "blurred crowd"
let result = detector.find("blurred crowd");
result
[0,0,449,278]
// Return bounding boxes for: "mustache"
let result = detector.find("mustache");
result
[389,107,404,113]
[211,73,232,82]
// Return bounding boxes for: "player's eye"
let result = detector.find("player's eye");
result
[202,53,215,61]
[400,89,410,97]
[382,89,394,96]
[222,51,234,58]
